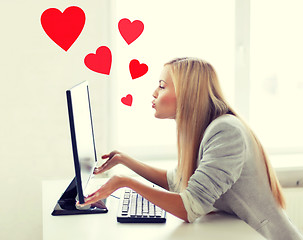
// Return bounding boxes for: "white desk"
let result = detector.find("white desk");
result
[43,179,266,240]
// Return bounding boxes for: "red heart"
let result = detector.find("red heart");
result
[118,18,144,45]
[129,59,148,79]
[84,46,112,75]
[41,6,85,51]
[121,94,133,106]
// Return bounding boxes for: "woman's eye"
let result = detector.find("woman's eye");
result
[159,86,165,89]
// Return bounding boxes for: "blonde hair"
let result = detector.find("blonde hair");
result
[165,57,285,209]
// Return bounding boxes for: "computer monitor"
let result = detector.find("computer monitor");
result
[52,81,107,215]
[66,81,98,204]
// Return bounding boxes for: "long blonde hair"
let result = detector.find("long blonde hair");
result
[165,57,285,209]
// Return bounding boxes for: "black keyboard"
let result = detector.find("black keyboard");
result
[117,188,166,223]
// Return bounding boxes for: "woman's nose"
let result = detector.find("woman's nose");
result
[152,88,158,98]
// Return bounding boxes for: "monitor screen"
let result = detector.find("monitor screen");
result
[66,81,97,204]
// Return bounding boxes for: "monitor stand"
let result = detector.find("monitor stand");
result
[51,178,108,216]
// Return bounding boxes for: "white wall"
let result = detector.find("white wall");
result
[0,1,110,239]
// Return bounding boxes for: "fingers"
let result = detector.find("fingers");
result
[94,165,105,174]
[94,167,108,175]
[101,151,115,159]
[77,175,122,207]
[78,191,101,206]
[87,190,98,198]
[95,150,121,175]
[101,154,110,159]
[78,197,94,206]
[95,154,119,175]
[94,161,109,174]
[83,193,99,205]
[101,150,120,161]
[80,185,111,206]
[94,156,110,174]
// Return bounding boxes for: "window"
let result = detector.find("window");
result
[250,0,303,154]
[109,0,235,159]
[107,0,303,162]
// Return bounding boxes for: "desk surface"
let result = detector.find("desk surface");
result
[43,179,265,240]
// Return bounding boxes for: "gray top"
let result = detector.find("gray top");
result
[167,114,303,240]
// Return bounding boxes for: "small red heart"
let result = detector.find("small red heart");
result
[129,59,148,79]
[118,18,144,45]
[84,46,112,75]
[121,94,133,106]
[41,6,85,51]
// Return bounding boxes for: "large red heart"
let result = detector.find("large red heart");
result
[118,18,144,45]
[129,59,148,79]
[41,6,85,51]
[121,94,133,106]
[84,46,112,75]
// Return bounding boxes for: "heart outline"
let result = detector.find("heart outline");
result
[41,6,85,51]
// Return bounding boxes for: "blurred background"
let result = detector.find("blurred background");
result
[0,0,302,239]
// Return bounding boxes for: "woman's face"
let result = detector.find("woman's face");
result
[152,66,177,119]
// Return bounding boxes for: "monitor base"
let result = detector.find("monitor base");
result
[51,178,108,216]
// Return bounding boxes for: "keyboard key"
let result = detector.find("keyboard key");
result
[149,212,155,217]
[122,204,128,212]
[124,192,130,199]
[137,205,142,214]
[130,208,136,217]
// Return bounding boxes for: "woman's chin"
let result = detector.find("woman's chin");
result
[154,112,162,119]
[154,113,169,120]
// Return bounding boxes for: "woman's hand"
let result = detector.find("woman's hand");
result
[78,175,189,222]
[94,150,124,175]
[94,150,169,191]
[80,175,189,222]
[79,175,128,206]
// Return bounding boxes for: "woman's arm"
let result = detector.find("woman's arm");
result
[80,175,188,222]
[127,177,188,222]
[121,155,170,190]
[94,151,169,190]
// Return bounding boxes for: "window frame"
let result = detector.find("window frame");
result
[106,0,303,161]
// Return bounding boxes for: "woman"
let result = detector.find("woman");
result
[80,57,303,240]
